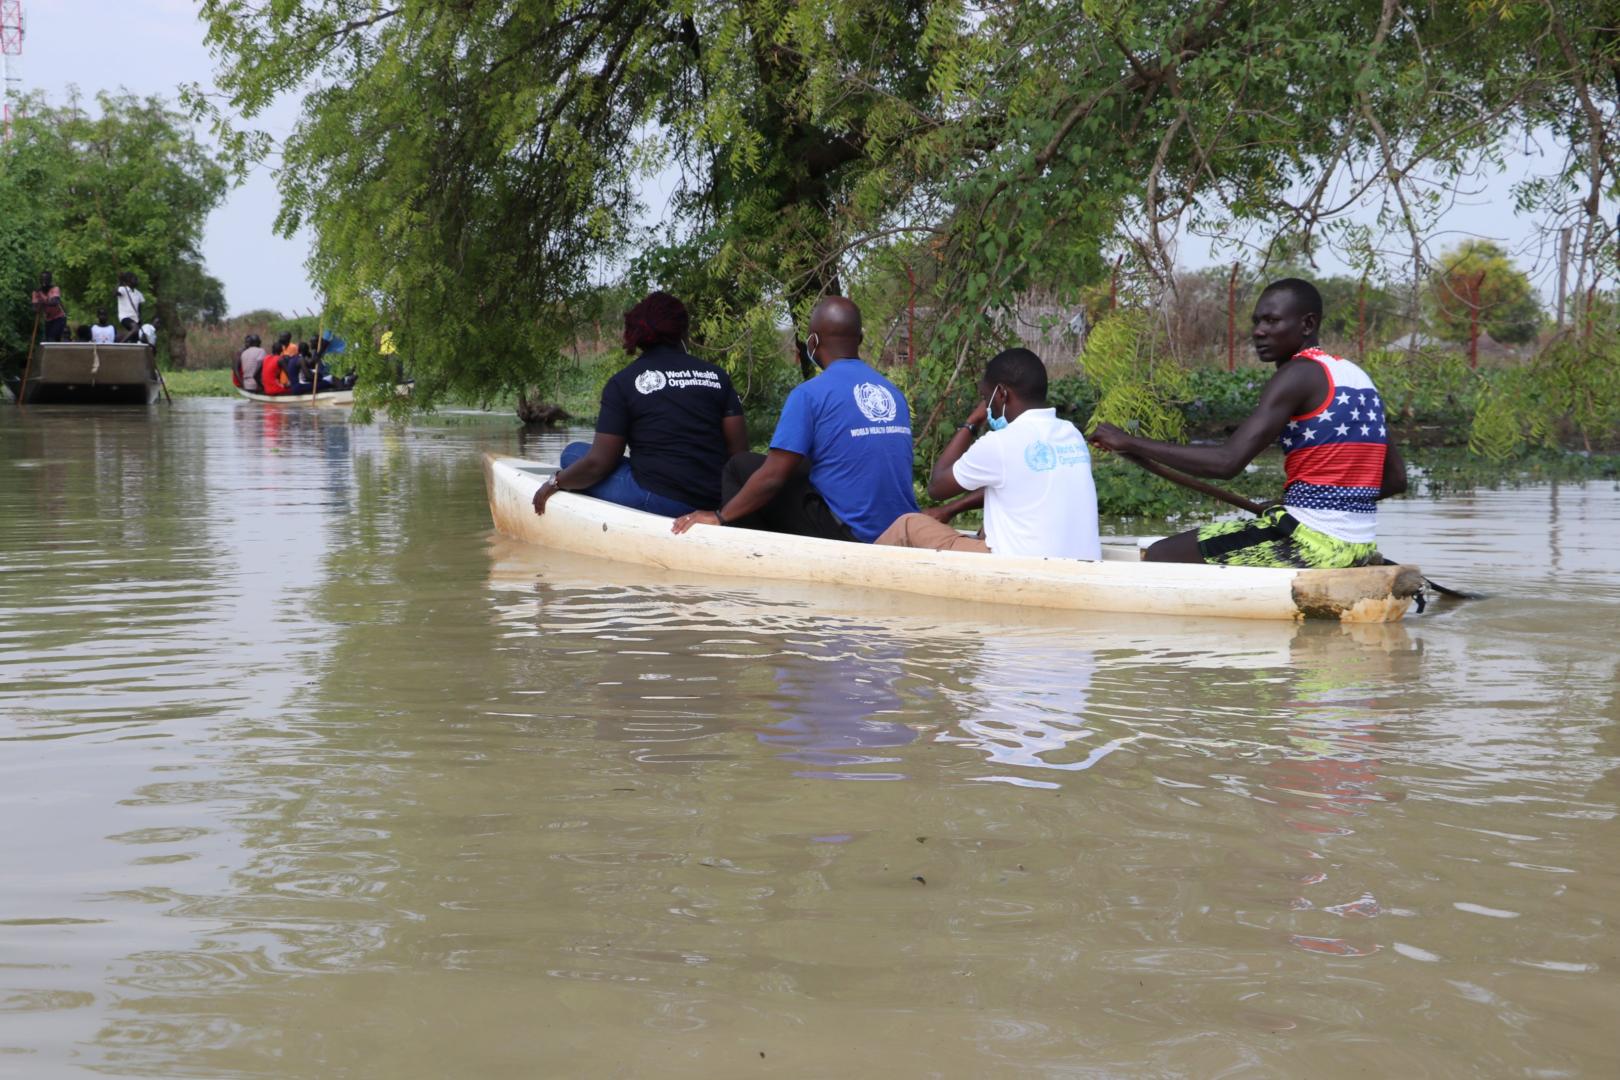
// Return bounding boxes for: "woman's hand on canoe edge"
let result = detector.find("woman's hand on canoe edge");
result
[532,478,561,516]
[672,510,721,534]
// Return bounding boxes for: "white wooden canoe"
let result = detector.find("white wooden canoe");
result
[236,386,356,406]
[234,382,412,406]
[483,454,1423,622]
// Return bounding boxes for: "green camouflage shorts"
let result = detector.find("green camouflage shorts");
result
[1196,506,1379,569]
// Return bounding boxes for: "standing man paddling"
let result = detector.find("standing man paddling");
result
[32,272,68,343]
[1089,278,1407,567]
[672,296,918,541]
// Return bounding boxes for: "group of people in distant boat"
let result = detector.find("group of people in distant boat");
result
[533,278,1406,569]
[235,331,357,396]
[28,271,157,346]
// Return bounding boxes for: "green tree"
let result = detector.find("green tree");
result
[166,256,229,328]
[1,91,230,368]
[195,0,941,413]
[1425,241,1543,346]
[0,144,56,366]
[193,1,1552,429]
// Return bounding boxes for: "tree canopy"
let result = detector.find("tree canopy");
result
[0,91,230,367]
[1427,240,1543,346]
[193,1,1620,424]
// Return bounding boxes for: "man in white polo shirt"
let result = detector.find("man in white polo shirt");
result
[876,347,1100,560]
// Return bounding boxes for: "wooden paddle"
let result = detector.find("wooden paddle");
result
[1118,451,1480,601]
[15,308,40,406]
[154,347,175,405]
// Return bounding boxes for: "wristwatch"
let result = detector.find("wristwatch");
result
[960,422,979,436]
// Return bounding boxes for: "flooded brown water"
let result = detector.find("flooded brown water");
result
[1,400,1617,1078]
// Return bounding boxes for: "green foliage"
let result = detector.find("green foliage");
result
[1468,382,1526,460]
[1175,366,1270,431]
[160,369,236,397]
[1455,334,1620,455]
[0,91,229,369]
[1078,312,1185,441]
[167,258,228,326]
[1407,446,1620,497]
[1356,346,1475,427]
[0,157,54,365]
[1425,240,1543,345]
[194,1,1565,433]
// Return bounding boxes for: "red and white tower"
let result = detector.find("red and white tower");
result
[0,0,23,139]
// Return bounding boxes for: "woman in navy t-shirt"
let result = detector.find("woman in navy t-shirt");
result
[532,292,748,517]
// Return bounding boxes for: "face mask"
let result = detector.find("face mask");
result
[987,385,1010,431]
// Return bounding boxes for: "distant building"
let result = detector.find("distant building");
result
[1384,330,1521,358]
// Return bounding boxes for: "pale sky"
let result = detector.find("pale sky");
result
[16,1,1591,316]
[24,0,318,316]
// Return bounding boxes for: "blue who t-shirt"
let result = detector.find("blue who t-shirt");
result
[770,358,919,541]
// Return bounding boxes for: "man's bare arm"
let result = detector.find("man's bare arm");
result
[924,489,984,523]
[671,448,803,533]
[926,400,989,499]
[1089,361,1325,479]
[1378,440,1407,500]
[721,415,749,459]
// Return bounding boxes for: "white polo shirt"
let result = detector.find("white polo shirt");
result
[951,407,1100,560]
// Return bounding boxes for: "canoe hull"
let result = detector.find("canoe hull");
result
[483,455,1421,622]
[236,386,355,406]
[234,383,413,406]
[16,343,161,405]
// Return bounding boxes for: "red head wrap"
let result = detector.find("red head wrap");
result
[622,291,690,354]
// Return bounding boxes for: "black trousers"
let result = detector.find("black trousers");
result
[722,452,855,542]
[44,317,68,343]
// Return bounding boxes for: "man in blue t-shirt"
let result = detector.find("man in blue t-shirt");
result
[671,296,918,542]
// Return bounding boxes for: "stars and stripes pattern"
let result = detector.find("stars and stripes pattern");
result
[1277,349,1388,544]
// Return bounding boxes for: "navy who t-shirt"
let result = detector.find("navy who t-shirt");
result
[770,358,919,541]
[597,345,744,509]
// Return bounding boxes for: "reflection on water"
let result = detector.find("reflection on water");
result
[943,639,1107,787]
[2,401,1618,1077]
[757,640,917,781]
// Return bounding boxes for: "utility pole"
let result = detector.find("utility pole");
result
[0,0,21,139]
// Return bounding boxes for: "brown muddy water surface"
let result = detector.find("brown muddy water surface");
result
[2,400,1617,1078]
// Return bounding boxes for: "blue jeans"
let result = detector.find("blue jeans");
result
[560,442,696,517]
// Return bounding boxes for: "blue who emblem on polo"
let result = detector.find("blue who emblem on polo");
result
[852,382,897,423]
[1024,440,1058,472]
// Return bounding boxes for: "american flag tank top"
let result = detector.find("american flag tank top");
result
[1276,348,1388,544]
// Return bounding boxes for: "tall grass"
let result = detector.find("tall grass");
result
[182,311,323,369]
